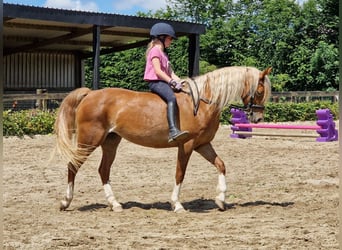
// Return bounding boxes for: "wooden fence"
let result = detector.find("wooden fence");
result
[2,90,339,110]
[3,90,68,110]
[271,91,339,103]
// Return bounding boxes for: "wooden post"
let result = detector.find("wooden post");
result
[92,25,101,90]
[188,34,200,77]
[36,89,47,110]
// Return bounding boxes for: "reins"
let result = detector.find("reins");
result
[180,79,211,116]
[232,94,266,111]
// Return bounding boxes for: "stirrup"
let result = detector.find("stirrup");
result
[168,130,189,143]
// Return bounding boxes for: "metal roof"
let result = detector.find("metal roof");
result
[3,3,206,57]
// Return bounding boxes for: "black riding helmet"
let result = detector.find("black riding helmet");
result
[150,22,177,39]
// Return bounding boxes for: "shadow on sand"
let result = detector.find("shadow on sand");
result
[76,199,294,213]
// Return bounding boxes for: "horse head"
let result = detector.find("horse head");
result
[242,67,272,123]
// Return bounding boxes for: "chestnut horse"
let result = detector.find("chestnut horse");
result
[55,66,272,212]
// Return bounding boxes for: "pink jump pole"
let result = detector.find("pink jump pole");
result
[233,123,321,130]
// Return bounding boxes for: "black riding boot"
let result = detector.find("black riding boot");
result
[167,101,189,143]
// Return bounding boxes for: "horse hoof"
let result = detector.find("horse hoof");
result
[215,198,226,211]
[59,201,68,211]
[174,207,187,213]
[112,205,123,212]
[172,202,186,213]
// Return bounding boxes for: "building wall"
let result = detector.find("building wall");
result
[4,52,82,92]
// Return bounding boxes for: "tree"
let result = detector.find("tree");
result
[310,41,339,90]
[168,0,233,24]
[84,47,147,91]
[86,0,339,92]
[316,0,338,45]
[289,0,339,90]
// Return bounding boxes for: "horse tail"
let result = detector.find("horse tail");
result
[54,87,92,168]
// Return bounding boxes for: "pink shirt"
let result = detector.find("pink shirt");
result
[144,46,171,81]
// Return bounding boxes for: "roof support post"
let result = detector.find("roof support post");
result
[92,25,101,89]
[188,34,200,77]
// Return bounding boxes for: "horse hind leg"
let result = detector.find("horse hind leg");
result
[98,133,123,212]
[60,140,97,210]
[60,164,77,210]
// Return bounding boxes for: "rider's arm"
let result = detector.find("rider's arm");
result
[151,57,172,83]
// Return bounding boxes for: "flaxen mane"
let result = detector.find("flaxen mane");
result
[183,66,271,111]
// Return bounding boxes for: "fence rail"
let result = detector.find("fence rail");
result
[3,91,68,110]
[3,92,68,102]
[271,91,339,103]
[3,90,339,110]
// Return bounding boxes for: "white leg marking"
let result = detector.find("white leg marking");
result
[217,174,227,201]
[171,183,185,213]
[104,182,122,212]
[215,173,227,210]
[60,182,74,210]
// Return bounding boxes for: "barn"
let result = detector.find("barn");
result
[3,3,205,109]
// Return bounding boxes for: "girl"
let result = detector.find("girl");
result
[144,22,189,143]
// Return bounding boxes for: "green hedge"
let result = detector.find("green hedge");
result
[264,101,338,122]
[3,109,56,136]
[2,101,339,136]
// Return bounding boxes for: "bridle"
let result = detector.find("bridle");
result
[229,86,266,119]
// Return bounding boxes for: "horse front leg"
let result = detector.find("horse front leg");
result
[195,143,227,211]
[171,144,193,213]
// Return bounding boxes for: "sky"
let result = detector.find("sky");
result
[4,0,168,15]
[4,0,308,15]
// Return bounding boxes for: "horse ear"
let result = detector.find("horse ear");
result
[265,67,272,75]
[260,67,272,79]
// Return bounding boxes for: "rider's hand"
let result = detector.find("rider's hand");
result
[169,79,183,92]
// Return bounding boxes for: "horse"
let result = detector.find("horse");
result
[55,66,272,213]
